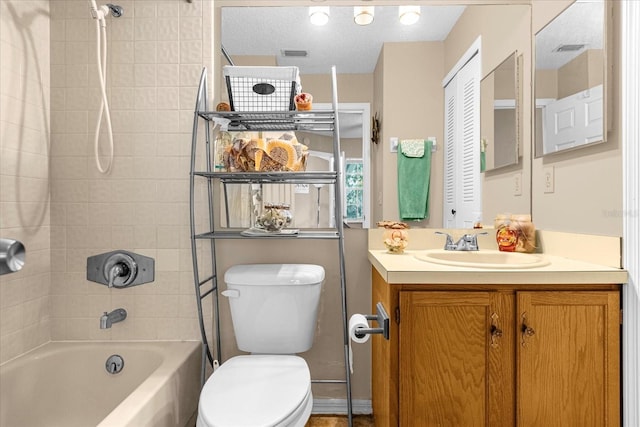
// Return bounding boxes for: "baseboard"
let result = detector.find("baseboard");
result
[312,399,372,415]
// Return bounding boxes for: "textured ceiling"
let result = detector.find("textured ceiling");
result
[221,3,604,75]
[535,0,604,70]
[221,5,466,75]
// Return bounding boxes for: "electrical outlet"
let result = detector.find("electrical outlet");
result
[514,173,522,196]
[543,166,555,193]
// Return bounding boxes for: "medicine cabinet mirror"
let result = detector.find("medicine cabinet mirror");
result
[480,51,520,171]
[534,0,607,157]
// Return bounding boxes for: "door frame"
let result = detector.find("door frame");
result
[621,2,639,426]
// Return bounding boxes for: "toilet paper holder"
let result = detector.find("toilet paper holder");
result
[354,302,390,340]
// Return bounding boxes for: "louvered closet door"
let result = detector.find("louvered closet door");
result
[443,82,457,228]
[443,52,481,228]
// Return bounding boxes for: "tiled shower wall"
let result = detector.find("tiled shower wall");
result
[0,0,52,364]
[48,0,212,341]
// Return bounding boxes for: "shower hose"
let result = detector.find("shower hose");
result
[90,1,114,174]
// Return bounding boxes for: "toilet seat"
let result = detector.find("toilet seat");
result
[197,355,312,427]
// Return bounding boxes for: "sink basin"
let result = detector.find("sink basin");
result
[414,249,550,269]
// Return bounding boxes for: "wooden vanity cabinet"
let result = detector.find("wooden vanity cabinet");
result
[371,268,621,427]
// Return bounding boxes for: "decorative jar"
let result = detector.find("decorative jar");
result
[377,221,410,254]
[495,214,536,253]
[255,203,293,232]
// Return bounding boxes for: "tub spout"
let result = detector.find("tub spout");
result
[100,308,127,329]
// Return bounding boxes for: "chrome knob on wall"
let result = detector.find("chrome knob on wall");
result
[0,238,25,276]
[104,252,137,288]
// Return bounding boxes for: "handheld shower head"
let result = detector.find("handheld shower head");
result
[89,1,123,20]
[106,4,123,18]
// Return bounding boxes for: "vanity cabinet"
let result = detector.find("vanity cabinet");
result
[372,268,621,427]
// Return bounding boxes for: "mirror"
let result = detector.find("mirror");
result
[480,52,520,171]
[217,3,533,227]
[534,0,606,156]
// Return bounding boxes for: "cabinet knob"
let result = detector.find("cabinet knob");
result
[490,312,502,347]
[522,324,535,337]
[491,324,503,338]
[521,312,535,347]
[490,324,503,347]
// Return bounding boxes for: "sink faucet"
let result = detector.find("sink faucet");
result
[435,231,488,251]
[100,308,127,329]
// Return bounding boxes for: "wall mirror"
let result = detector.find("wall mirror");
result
[480,51,520,171]
[216,3,532,227]
[534,0,607,157]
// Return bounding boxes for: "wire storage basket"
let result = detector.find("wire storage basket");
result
[223,66,301,112]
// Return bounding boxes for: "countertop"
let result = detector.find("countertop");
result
[368,228,628,285]
[368,249,628,285]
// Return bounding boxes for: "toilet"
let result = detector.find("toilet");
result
[196,263,325,427]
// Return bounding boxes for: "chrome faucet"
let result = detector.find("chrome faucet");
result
[435,231,488,251]
[100,308,127,329]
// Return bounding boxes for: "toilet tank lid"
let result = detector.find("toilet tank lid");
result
[225,264,325,286]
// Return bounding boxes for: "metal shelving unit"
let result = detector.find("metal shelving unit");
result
[189,66,353,425]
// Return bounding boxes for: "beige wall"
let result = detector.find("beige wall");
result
[536,68,558,99]
[0,0,52,364]
[557,49,604,99]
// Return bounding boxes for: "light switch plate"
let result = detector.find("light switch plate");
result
[427,136,437,152]
[543,166,555,193]
[390,137,398,153]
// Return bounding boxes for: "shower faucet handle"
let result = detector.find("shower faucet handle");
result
[87,250,154,289]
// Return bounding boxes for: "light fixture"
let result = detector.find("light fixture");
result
[399,5,420,25]
[309,6,330,26]
[354,6,374,26]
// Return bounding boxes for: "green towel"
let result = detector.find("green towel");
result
[397,139,432,221]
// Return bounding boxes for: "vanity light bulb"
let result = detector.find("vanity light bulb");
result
[399,5,420,25]
[354,6,374,26]
[309,6,330,26]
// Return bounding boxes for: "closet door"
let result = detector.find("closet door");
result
[443,52,481,228]
[443,83,458,228]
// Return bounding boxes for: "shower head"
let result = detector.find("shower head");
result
[89,0,123,20]
[106,4,123,18]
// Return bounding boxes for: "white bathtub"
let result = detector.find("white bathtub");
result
[0,341,201,427]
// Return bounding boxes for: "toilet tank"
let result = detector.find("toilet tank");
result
[223,264,325,354]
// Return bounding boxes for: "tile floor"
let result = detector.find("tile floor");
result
[306,414,375,426]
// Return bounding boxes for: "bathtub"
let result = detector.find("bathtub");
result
[0,341,201,427]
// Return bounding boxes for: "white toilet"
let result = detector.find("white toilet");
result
[196,263,325,427]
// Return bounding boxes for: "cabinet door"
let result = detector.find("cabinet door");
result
[400,291,514,426]
[517,291,620,427]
